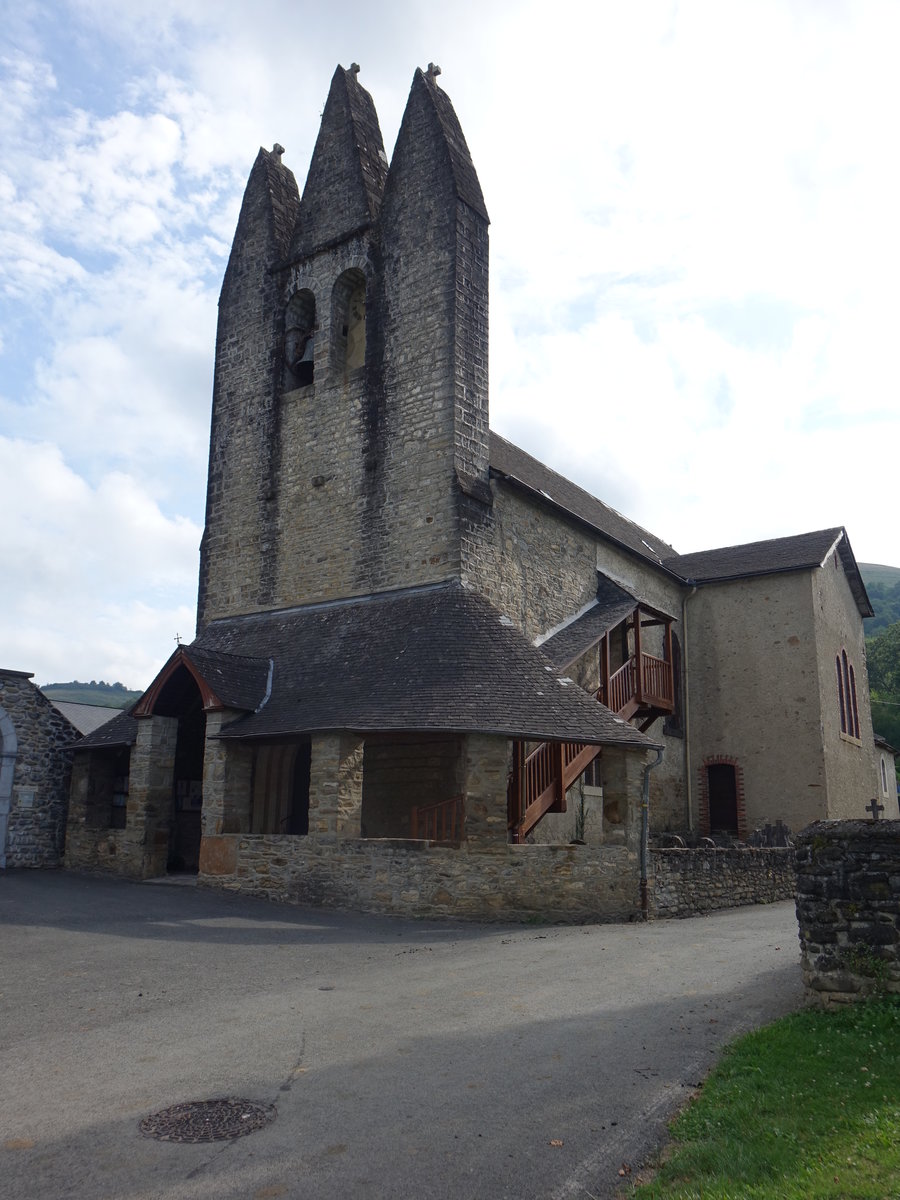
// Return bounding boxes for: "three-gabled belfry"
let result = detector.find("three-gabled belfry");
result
[197,64,492,631]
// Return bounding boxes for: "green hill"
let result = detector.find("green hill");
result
[859,563,900,636]
[41,681,141,709]
[860,563,900,588]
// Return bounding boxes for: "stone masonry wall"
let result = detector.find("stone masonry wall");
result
[652,847,796,918]
[796,820,900,1008]
[686,571,827,834]
[1,670,77,868]
[201,836,642,923]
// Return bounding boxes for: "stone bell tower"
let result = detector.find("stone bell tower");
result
[197,64,490,632]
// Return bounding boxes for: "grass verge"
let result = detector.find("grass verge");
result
[632,996,900,1199]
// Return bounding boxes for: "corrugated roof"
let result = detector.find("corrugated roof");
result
[49,701,122,736]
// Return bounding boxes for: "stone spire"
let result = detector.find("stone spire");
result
[293,64,388,257]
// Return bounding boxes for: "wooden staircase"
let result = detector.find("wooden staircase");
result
[508,606,675,843]
[507,740,602,844]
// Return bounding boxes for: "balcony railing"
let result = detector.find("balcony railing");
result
[602,651,673,714]
[410,795,465,843]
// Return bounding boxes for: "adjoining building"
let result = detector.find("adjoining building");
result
[0,669,81,868]
[64,65,880,920]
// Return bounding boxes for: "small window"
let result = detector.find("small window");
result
[284,289,316,387]
[882,758,889,795]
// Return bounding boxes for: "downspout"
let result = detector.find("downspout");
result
[640,747,665,920]
[682,585,697,834]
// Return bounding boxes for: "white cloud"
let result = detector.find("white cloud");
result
[1,0,898,689]
[0,439,200,686]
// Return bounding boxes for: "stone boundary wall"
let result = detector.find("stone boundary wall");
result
[652,847,796,919]
[198,835,642,923]
[796,820,900,1008]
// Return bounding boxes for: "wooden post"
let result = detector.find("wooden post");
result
[633,608,643,705]
[554,741,565,807]
[509,740,524,834]
[664,619,674,706]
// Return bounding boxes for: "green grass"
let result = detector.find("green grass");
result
[633,997,900,1199]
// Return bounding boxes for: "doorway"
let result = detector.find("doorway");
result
[706,763,739,836]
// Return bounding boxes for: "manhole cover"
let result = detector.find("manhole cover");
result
[139,1098,276,1143]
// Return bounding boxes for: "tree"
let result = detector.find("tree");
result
[868,621,900,697]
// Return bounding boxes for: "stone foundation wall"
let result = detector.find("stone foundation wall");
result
[796,820,900,1008]
[199,835,642,923]
[652,847,796,918]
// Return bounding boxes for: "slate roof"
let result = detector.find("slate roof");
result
[74,709,137,751]
[489,435,872,618]
[489,432,676,569]
[180,646,271,712]
[538,577,640,671]
[190,582,656,748]
[663,527,873,616]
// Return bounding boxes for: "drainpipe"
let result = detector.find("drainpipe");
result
[640,747,665,920]
[682,585,697,835]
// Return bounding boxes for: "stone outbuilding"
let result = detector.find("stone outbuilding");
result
[65,64,883,919]
[0,669,81,868]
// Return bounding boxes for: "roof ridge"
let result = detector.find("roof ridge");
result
[488,429,676,566]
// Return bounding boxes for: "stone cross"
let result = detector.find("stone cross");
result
[427,63,442,80]
[866,797,884,820]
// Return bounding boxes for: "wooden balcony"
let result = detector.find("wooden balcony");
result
[598,607,675,731]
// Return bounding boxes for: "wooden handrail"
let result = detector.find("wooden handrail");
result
[508,740,601,841]
[411,795,465,843]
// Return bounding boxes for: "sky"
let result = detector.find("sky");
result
[1,0,898,689]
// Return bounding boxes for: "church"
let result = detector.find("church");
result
[64,65,880,920]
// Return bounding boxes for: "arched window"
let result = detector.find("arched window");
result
[284,289,317,387]
[839,649,860,739]
[331,269,366,374]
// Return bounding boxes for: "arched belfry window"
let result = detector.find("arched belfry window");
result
[331,269,366,374]
[284,289,316,387]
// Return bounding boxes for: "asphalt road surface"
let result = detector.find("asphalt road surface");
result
[0,871,803,1200]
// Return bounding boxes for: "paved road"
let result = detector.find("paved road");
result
[0,872,803,1200]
